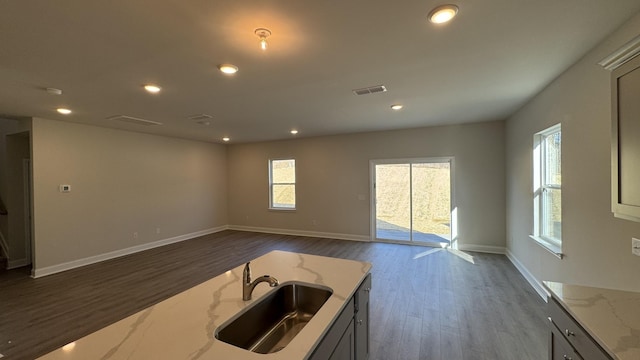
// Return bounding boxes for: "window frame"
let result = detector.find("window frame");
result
[268,158,296,211]
[531,124,563,258]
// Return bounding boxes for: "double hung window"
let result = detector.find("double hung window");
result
[269,159,296,210]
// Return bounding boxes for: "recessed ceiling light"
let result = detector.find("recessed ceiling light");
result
[144,84,161,93]
[56,108,72,115]
[428,4,459,24]
[290,130,299,135]
[222,137,230,142]
[391,104,404,110]
[218,64,239,75]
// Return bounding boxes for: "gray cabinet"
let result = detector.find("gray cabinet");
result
[549,319,583,360]
[310,274,371,360]
[329,319,355,360]
[547,297,611,360]
[354,274,371,360]
[610,47,640,221]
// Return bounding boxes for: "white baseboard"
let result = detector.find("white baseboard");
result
[32,226,228,278]
[458,244,506,254]
[228,225,371,242]
[8,257,30,269]
[506,249,548,301]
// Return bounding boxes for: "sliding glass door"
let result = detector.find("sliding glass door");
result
[372,158,453,246]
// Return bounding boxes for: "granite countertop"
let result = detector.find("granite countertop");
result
[544,281,640,360]
[38,250,372,360]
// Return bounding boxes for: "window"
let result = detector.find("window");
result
[532,124,562,255]
[269,159,296,209]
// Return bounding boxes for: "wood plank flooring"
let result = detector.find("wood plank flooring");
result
[0,230,547,359]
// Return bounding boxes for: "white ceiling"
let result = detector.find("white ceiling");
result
[1,1,639,143]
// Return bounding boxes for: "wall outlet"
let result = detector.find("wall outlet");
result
[133,232,138,239]
[633,238,640,256]
[59,184,71,193]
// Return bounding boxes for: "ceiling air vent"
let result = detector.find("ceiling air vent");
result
[105,115,162,126]
[188,114,213,121]
[352,85,387,96]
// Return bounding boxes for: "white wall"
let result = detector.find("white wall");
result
[227,121,506,251]
[505,14,640,292]
[31,118,228,273]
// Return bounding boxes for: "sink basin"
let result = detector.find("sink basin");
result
[215,282,333,354]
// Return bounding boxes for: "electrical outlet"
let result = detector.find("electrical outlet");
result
[133,232,138,239]
[633,238,640,256]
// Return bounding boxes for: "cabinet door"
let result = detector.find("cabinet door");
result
[550,323,583,360]
[612,55,640,221]
[354,274,371,360]
[329,319,355,360]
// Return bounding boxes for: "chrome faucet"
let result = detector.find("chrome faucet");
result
[242,262,279,301]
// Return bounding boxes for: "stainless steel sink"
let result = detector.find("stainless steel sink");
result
[215,282,333,354]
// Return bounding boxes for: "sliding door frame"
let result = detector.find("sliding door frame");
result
[369,157,455,246]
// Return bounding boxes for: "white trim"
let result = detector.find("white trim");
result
[228,225,370,242]
[529,235,563,259]
[8,257,30,269]
[457,244,506,254]
[23,158,32,267]
[506,249,549,301]
[598,34,640,71]
[0,230,8,259]
[32,226,228,278]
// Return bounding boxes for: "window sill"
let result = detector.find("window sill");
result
[268,208,296,212]
[529,235,564,259]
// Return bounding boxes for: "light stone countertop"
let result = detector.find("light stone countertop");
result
[544,281,640,360]
[37,250,372,360]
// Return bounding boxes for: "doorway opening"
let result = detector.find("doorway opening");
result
[371,158,453,247]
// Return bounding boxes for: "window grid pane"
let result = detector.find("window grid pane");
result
[272,184,296,208]
[543,131,561,187]
[542,188,561,242]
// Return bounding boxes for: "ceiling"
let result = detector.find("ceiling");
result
[1,1,639,144]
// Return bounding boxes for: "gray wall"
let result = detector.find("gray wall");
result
[505,13,640,292]
[6,132,30,265]
[0,118,32,265]
[227,121,506,251]
[31,118,228,271]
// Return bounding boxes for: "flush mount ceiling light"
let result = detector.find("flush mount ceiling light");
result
[46,87,63,95]
[428,4,459,24]
[222,137,230,142]
[144,84,161,93]
[290,129,298,135]
[218,64,239,74]
[255,28,272,50]
[391,104,404,110]
[56,107,72,115]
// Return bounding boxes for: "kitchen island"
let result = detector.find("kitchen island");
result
[38,250,372,359]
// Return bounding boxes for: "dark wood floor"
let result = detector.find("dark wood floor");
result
[0,230,547,359]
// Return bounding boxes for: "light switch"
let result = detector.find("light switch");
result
[59,184,71,193]
[633,238,640,256]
